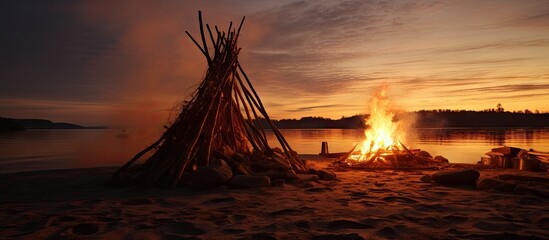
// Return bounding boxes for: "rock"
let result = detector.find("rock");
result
[224,153,252,175]
[251,150,265,161]
[284,170,299,180]
[271,147,283,154]
[420,175,433,183]
[289,150,299,158]
[272,152,292,170]
[419,150,433,158]
[434,155,449,163]
[228,175,271,189]
[221,146,235,158]
[232,152,249,163]
[317,169,337,180]
[432,169,479,185]
[234,163,253,175]
[477,178,516,192]
[307,168,318,174]
[296,174,320,182]
[191,159,233,189]
[252,159,278,172]
[232,162,253,175]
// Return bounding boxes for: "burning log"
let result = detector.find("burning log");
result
[335,141,447,170]
[113,11,307,188]
[332,86,448,170]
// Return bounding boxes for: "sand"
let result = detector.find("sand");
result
[1,157,548,240]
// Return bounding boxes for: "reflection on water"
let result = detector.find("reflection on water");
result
[270,128,549,164]
[0,129,159,174]
[1,128,548,173]
[417,128,544,146]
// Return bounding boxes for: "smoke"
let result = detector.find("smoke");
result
[73,0,272,130]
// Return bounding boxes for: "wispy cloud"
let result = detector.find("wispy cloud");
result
[444,84,549,94]
[287,104,354,113]
[1,0,549,123]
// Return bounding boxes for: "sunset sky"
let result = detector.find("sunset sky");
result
[1,0,549,126]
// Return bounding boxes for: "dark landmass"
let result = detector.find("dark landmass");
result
[264,111,549,129]
[411,110,549,128]
[0,117,24,131]
[263,116,365,129]
[0,117,104,131]
[3,110,548,131]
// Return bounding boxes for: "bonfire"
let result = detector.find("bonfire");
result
[337,86,448,169]
[113,12,307,188]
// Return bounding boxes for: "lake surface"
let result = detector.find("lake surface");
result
[1,128,548,174]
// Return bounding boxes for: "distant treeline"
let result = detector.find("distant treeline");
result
[0,117,97,131]
[260,116,365,129]
[3,109,548,132]
[261,110,549,129]
[410,110,549,128]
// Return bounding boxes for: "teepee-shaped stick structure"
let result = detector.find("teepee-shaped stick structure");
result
[113,11,307,188]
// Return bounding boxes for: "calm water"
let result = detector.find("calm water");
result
[1,128,548,174]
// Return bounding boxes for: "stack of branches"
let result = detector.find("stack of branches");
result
[113,11,307,188]
[336,141,448,170]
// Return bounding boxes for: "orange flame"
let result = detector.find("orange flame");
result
[353,85,406,161]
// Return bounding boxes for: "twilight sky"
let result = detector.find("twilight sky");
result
[1,0,549,126]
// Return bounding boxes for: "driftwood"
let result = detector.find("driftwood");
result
[113,11,307,188]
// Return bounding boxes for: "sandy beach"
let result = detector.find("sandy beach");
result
[1,156,548,240]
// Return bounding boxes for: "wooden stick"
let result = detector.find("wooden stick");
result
[338,144,358,163]
[198,11,212,65]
